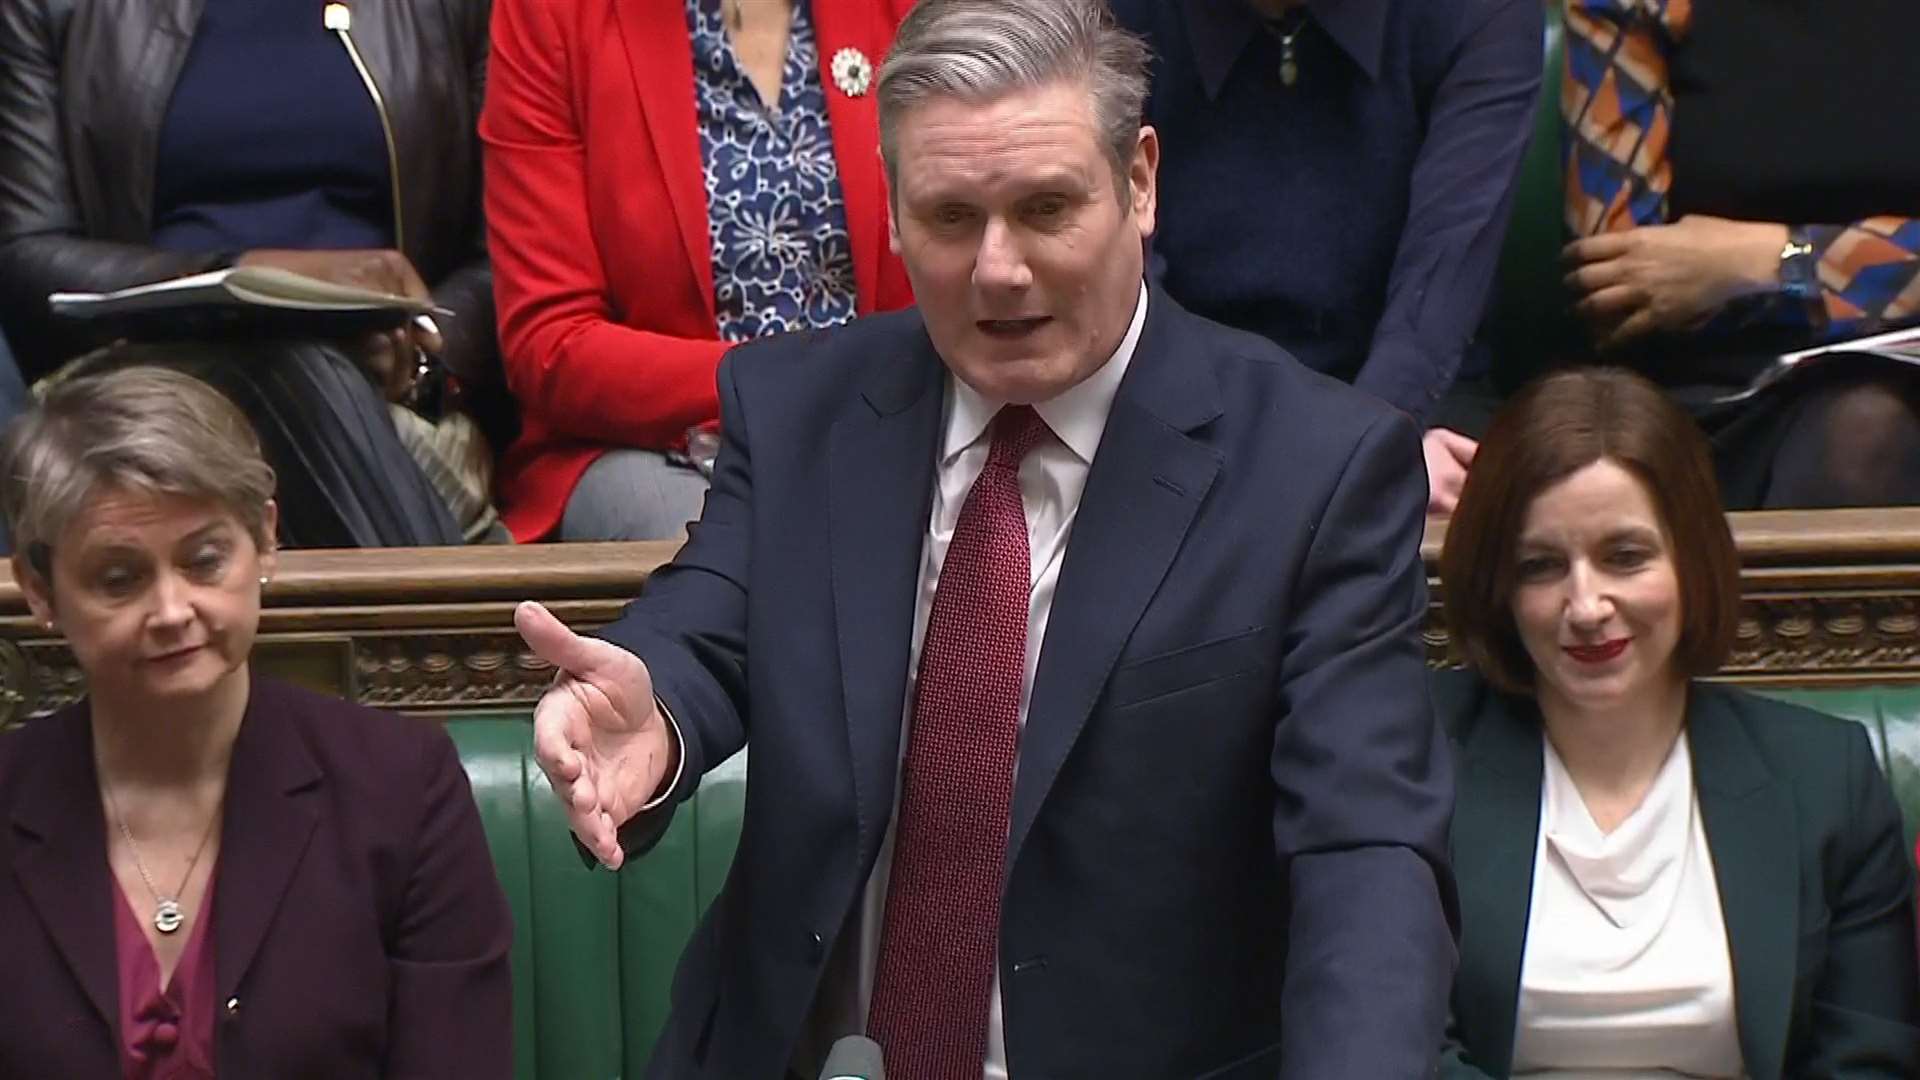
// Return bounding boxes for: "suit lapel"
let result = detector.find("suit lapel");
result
[10,705,118,1033]
[810,0,891,313]
[830,333,943,868]
[214,679,323,1002]
[1006,294,1223,868]
[1449,690,1546,1076]
[1690,687,1798,1080]
[614,0,716,324]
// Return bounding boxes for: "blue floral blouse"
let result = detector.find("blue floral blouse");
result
[687,0,860,343]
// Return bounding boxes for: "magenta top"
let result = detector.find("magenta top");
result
[112,871,217,1079]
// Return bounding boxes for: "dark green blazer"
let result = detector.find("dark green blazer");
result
[1434,670,1920,1079]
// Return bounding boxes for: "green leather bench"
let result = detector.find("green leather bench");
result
[445,713,744,1080]
[440,681,1920,1079]
[1753,687,1920,853]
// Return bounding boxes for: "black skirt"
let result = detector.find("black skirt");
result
[1439,349,1920,511]
[1656,350,1920,511]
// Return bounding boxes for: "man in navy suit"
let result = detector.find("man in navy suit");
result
[516,0,1457,1075]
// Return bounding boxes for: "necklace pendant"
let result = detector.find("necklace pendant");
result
[154,899,183,935]
[1280,57,1299,86]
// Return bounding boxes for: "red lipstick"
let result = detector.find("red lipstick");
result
[1564,639,1629,664]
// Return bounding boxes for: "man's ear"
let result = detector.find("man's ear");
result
[881,148,903,254]
[13,553,53,627]
[1130,125,1160,240]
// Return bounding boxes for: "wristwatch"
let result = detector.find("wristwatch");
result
[1778,226,1818,302]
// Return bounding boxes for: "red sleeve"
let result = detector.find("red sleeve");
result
[480,0,727,450]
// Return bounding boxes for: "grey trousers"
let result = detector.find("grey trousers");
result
[559,448,710,541]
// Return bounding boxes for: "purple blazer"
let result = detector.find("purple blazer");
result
[0,676,512,1078]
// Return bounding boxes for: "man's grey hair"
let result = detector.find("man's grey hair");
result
[877,0,1152,193]
[0,364,277,580]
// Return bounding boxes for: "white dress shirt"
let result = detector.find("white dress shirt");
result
[1510,732,1745,1079]
[798,283,1148,1078]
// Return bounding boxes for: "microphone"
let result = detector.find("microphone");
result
[819,1035,886,1080]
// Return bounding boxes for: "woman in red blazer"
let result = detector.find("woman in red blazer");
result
[481,0,916,541]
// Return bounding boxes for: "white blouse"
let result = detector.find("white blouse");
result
[1510,732,1746,1078]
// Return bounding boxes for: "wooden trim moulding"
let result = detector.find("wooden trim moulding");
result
[4,510,1920,724]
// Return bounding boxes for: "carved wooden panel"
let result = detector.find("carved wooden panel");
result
[5,510,1920,726]
[0,542,674,727]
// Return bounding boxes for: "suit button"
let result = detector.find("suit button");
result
[807,932,825,964]
[224,997,241,1019]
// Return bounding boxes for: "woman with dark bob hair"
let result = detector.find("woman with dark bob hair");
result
[0,366,511,1077]
[1434,368,1920,1078]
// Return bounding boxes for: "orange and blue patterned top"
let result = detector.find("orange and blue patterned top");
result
[1563,0,1920,341]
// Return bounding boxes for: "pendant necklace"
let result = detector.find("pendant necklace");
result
[105,783,220,935]
[1264,8,1311,87]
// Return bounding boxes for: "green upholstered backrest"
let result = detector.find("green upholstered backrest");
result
[442,713,747,1080]
[619,751,746,1079]
[1748,687,1920,852]
[444,716,624,1080]
[1484,0,1576,394]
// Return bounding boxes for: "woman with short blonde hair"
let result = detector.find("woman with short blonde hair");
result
[0,366,513,1078]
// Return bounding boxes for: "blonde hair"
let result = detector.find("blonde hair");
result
[0,365,277,577]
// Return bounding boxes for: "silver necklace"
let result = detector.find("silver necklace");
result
[104,783,220,935]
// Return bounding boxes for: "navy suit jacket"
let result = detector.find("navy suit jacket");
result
[604,287,1458,1078]
[0,676,513,1078]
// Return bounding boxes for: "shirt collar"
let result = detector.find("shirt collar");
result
[1187,0,1387,101]
[941,282,1149,467]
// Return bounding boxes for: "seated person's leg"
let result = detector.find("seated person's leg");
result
[559,449,708,542]
[389,405,511,544]
[223,342,468,547]
[75,339,468,547]
[0,330,22,553]
[1762,369,1920,508]
[0,330,27,425]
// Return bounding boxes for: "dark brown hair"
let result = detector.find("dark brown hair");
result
[1439,368,1740,692]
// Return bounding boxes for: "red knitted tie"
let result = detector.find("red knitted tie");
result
[867,405,1049,1080]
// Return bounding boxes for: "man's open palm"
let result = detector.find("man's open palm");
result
[516,601,675,869]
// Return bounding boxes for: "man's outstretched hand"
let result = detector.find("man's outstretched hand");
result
[516,601,677,869]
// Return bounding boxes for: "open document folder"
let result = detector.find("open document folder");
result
[49,266,449,342]
[1712,324,1920,405]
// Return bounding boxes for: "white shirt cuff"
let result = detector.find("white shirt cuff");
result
[637,695,687,812]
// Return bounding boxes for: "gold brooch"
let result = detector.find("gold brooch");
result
[830,47,873,98]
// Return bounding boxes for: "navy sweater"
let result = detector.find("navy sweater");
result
[1113,0,1542,421]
